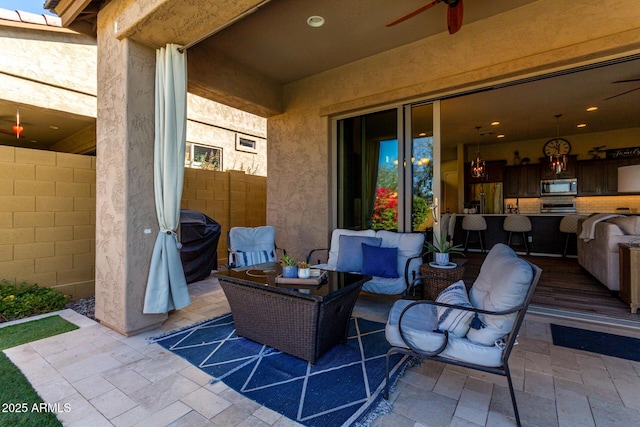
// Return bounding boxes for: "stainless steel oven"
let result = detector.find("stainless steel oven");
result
[540,178,577,196]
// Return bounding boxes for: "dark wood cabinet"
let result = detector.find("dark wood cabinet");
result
[577,159,621,196]
[464,160,506,184]
[504,164,540,198]
[539,155,577,180]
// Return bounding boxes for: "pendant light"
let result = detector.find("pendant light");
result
[470,126,486,178]
[12,108,23,138]
[549,114,566,175]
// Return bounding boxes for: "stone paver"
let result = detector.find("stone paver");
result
[2,276,640,426]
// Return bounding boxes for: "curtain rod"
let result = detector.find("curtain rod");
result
[178,0,272,53]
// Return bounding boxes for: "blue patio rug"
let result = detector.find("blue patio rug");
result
[550,324,640,362]
[150,313,413,427]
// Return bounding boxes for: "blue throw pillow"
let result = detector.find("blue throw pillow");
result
[336,235,382,272]
[361,244,399,278]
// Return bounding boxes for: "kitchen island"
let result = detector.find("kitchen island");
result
[452,214,576,256]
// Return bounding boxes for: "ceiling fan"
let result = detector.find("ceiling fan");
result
[386,0,464,34]
[604,78,640,100]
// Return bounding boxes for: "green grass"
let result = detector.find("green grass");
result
[0,315,79,427]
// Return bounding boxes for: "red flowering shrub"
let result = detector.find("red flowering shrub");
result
[372,188,398,230]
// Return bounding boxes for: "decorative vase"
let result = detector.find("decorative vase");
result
[435,252,450,266]
[298,268,311,279]
[282,265,298,278]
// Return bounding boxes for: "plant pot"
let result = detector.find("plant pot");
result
[282,265,298,278]
[298,268,311,279]
[435,252,450,266]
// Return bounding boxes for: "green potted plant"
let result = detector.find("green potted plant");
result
[280,254,298,278]
[425,227,464,266]
[297,261,311,279]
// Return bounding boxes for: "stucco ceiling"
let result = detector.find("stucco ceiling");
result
[0,100,94,150]
[202,0,640,149]
[207,0,538,85]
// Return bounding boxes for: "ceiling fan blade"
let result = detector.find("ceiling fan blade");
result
[603,86,640,100]
[386,0,441,27]
[447,0,463,34]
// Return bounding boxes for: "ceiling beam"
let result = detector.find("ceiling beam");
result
[49,0,93,28]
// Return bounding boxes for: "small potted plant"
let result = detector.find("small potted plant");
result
[297,261,311,279]
[280,254,298,278]
[425,228,464,266]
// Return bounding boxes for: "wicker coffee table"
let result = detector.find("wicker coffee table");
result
[420,259,466,300]
[212,265,370,364]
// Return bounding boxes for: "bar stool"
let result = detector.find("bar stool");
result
[559,214,586,258]
[447,213,457,245]
[462,215,487,253]
[503,215,532,255]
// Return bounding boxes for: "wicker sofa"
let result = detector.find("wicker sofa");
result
[577,215,640,291]
[307,229,425,295]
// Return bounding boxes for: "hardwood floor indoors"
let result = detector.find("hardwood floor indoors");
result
[457,252,640,324]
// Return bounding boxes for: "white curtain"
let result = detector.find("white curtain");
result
[143,44,191,313]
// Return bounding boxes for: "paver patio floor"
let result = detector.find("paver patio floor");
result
[3,276,640,426]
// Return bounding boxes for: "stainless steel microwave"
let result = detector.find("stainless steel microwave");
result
[541,178,577,196]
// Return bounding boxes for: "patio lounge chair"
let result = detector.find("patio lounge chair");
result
[384,243,542,426]
[227,226,286,268]
[306,229,425,296]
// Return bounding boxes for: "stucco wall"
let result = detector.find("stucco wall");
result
[186,94,267,177]
[266,0,640,258]
[0,146,96,300]
[0,22,96,117]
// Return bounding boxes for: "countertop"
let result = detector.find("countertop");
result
[456,213,578,216]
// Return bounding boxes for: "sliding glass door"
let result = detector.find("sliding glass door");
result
[409,103,435,231]
[337,108,398,230]
[336,102,436,232]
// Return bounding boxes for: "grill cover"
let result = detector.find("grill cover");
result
[179,210,221,283]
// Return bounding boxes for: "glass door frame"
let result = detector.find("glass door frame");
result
[331,100,441,233]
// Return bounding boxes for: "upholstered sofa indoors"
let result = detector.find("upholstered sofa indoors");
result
[577,215,640,291]
[307,229,425,295]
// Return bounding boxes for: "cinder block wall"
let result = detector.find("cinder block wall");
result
[181,168,267,266]
[0,148,266,299]
[0,146,96,300]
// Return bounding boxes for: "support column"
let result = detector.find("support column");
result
[94,3,166,334]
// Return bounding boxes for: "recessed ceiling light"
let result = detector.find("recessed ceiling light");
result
[491,121,500,126]
[497,134,505,138]
[577,123,587,128]
[586,106,598,112]
[49,125,59,130]
[307,16,325,27]
[418,132,427,137]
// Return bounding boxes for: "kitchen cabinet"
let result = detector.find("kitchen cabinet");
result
[464,160,506,184]
[539,155,577,179]
[577,159,620,196]
[504,164,540,198]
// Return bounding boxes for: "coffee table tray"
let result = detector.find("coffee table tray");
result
[275,271,328,287]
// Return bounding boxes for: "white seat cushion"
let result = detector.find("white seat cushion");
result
[466,243,533,346]
[326,229,376,270]
[385,300,503,367]
[316,229,424,295]
[229,226,276,252]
